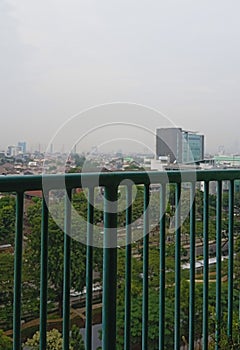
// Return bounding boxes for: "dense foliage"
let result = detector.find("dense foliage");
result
[23,326,85,350]
[0,195,15,244]
[0,330,12,350]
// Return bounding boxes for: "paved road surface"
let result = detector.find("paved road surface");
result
[80,324,102,349]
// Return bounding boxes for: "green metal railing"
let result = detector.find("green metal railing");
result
[1,170,240,349]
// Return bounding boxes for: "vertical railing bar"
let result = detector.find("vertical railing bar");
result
[159,183,166,350]
[124,184,132,350]
[142,184,150,350]
[203,181,209,350]
[189,182,196,350]
[102,185,118,350]
[216,181,222,349]
[13,191,24,350]
[228,180,234,340]
[40,191,49,350]
[86,187,94,350]
[174,183,181,350]
[63,188,72,350]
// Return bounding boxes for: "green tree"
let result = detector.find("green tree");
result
[23,329,64,350]
[0,251,41,330]
[26,199,87,315]
[23,327,85,350]
[70,324,85,350]
[0,253,14,329]
[0,195,15,244]
[0,330,12,350]
[25,194,104,316]
[72,153,86,168]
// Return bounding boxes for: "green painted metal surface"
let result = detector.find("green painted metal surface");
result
[85,187,94,350]
[174,183,181,350]
[124,185,132,350]
[1,169,239,349]
[63,189,72,350]
[228,181,234,342]
[102,185,118,350]
[203,182,209,350]
[13,192,24,350]
[189,182,196,350]
[39,194,49,350]
[142,185,149,350]
[216,181,222,349]
[159,184,166,350]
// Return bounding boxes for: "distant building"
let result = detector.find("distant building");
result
[151,156,170,171]
[0,151,5,159]
[156,127,204,163]
[214,155,240,167]
[18,141,27,154]
[6,145,22,157]
[182,131,204,163]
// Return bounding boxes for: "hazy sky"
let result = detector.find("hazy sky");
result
[1,0,240,154]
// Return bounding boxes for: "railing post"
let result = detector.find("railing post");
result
[159,184,166,350]
[174,183,181,350]
[189,182,196,350]
[63,189,72,350]
[40,192,49,350]
[13,192,24,350]
[124,185,132,350]
[228,180,234,341]
[142,184,150,350]
[203,181,209,350]
[86,187,94,350]
[102,184,118,350]
[216,181,222,350]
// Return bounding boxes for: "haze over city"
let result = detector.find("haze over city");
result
[1,0,240,154]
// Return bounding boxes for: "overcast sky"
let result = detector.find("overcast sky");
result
[1,0,240,154]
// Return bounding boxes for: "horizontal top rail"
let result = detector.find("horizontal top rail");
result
[0,169,240,192]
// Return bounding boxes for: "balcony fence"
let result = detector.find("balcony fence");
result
[1,170,240,349]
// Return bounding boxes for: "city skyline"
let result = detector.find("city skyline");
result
[1,130,240,156]
[1,1,240,154]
